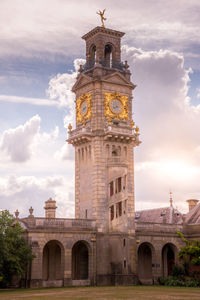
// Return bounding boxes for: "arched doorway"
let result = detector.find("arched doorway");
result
[42,240,63,281]
[138,243,153,284]
[72,241,89,280]
[162,243,177,277]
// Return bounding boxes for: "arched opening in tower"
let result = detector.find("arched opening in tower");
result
[89,45,96,68]
[138,243,153,284]
[42,240,62,281]
[162,243,176,277]
[104,44,112,68]
[72,241,89,280]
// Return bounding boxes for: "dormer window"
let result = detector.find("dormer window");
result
[160,210,166,216]
[135,213,140,219]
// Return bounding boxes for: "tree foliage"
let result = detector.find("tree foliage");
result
[177,231,200,266]
[0,210,34,287]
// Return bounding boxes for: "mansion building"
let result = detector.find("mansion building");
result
[16,25,200,288]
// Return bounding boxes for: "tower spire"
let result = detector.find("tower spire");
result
[169,191,173,207]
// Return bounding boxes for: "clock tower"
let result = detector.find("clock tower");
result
[68,26,140,234]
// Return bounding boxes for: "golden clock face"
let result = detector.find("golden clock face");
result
[81,101,88,116]
[76,93,92,124]
[104,92,129,121]
[109,98,123,114]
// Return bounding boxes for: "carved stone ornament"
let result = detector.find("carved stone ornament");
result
[76,93,92,124]
[104,92,129,121]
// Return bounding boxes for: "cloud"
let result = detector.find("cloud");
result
[0,95,57,106]
[47,58,85,126]
[197,88,200,99]
[55,143,74,161]
[0,0,200,71]
[0,175,74,218]
[122,46,200,211]
[0,115,40,162]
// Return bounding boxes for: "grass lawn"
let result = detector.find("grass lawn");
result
[0,285,200,300]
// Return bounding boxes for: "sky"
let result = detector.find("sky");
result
[0,0,200,218]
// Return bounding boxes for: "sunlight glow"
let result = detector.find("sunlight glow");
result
[158,159,199,181]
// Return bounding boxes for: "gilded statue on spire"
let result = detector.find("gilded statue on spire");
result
[96,9,106,28]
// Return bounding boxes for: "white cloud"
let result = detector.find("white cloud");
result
[55,143,74,161]
[0,95,57,106]
[0,115,40,162]
[47,58,85,126]
[0,0,199,70]
[0,175,74,218]
[197,88,200,99]
[122,46,200,212]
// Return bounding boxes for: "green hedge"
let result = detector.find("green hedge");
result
[158,276,200,287]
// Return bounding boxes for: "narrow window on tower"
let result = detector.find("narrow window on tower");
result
[124,260,126,268]
[110,205,114,221]
[106,144,110,157]
[85,209,88,219]
[118,177,122,193]
[78,149,81,162]
[118,146,121,156]
[123,238,126,247]
[82,148,84,160]
[110,181,114,197]
[89,145,91,158]
[119,202,122,216]
[116,203,118,218]
[124,200,127,214]
[124,146,127,157]
[115,179,118,193]
[123,175,127,190]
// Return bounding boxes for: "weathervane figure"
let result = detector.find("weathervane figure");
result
[96,9,106,28]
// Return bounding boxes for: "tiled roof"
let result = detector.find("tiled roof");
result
[135,206,183,224]
[185,203,200,224]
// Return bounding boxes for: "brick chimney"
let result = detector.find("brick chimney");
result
[186,199,199,212]
[44,198,57,218]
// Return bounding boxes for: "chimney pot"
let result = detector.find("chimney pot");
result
[44,198,57,218]
[186,199,199,212]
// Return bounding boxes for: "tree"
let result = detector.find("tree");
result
[177,231,200,266]
[0,210,34,287]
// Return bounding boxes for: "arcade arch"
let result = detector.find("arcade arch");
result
[162,243,177,277]
[42,240,64,281]
[72,241,89,280]
[138,242,154,283]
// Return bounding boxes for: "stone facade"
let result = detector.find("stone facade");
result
[17,25,200,287]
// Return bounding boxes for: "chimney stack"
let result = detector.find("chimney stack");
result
[186,199,199,212]
[44,198,57,218]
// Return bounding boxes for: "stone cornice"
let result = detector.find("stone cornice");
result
[82,26,125,40]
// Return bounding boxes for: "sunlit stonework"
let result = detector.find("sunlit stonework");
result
[104,92,129,121]
[76,93,92,124]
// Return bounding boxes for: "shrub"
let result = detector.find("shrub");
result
[172,265,185,278]
[158,276,200,287]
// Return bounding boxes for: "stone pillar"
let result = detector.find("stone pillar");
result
[64,248,72,286]
[44,198,57,218]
